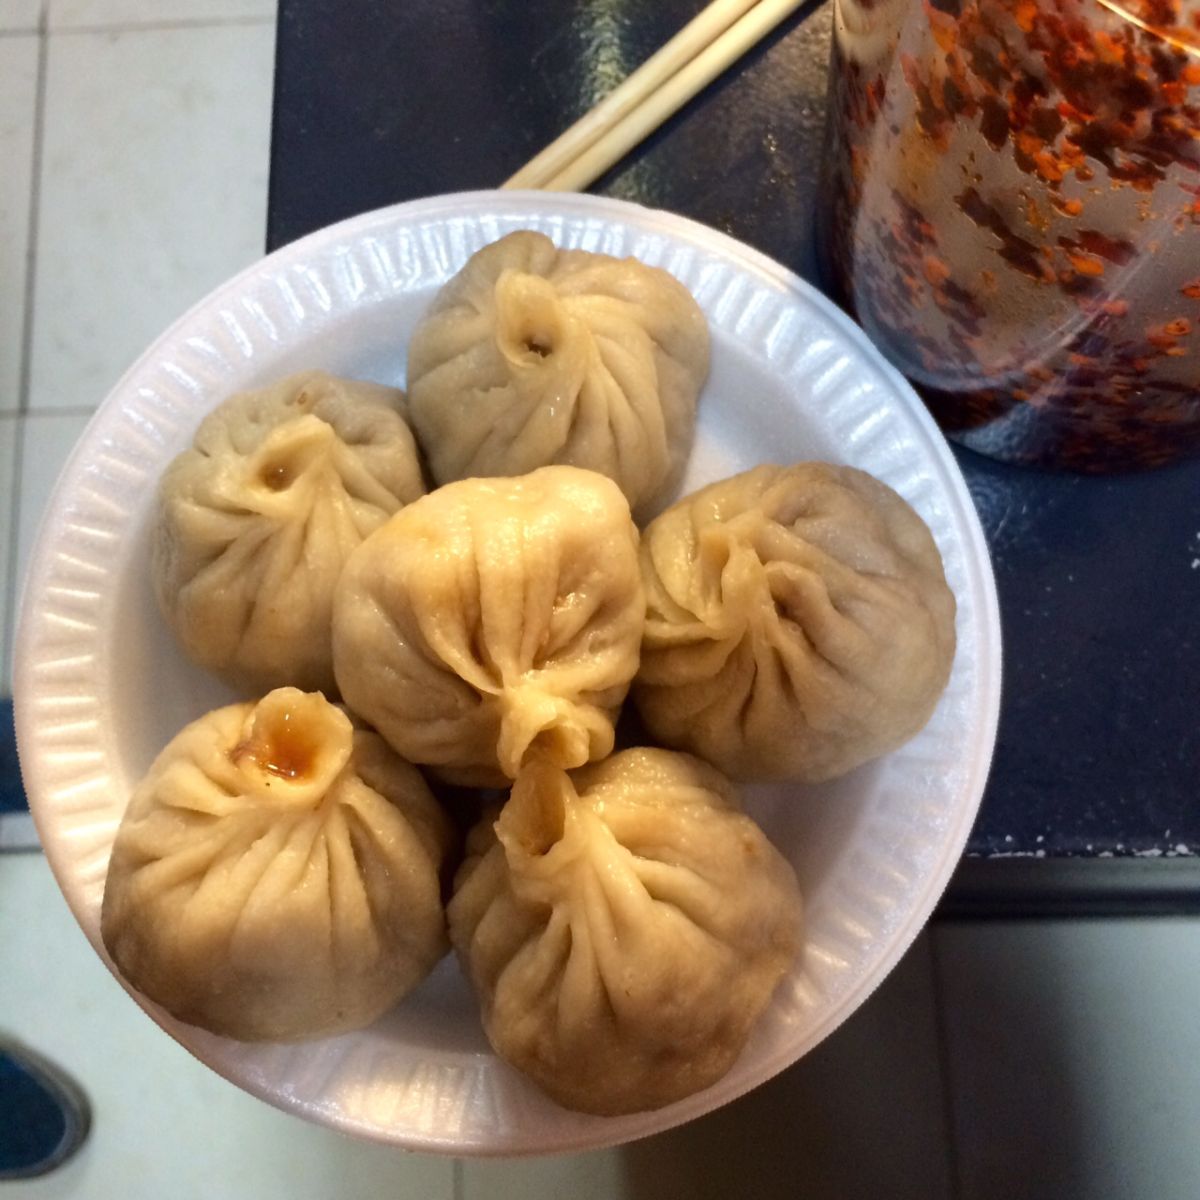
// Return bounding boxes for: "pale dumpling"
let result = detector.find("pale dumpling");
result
[406,230,710,519]
[448,748,803,1116]
[332,465,645,787]
[153,370,425,695]
[100,688,453,1042]
[634,463,957,782]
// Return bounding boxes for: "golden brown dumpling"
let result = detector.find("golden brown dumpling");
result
[448,748,803,1115]
[634,463,957,782]
[332,465,645,786]
[101,688,453,1042]
[153,370,425,695]
[406,230,710,519]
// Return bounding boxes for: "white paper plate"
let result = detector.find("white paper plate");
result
[14,191,1001,1156]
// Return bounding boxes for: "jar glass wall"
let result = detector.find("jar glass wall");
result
[818,0,1200,470]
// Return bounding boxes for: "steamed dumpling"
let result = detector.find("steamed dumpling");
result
[448,748,803,1116]
[101,688,453,1042]
[153,370,425,695]
[634,463,957,782]
[406,230,710,518]
[332,465,645,787]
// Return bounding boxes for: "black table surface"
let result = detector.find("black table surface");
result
[267,0,1200,881]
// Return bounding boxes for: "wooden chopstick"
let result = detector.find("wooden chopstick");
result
[503,0,762,191]
[503,0,806,194]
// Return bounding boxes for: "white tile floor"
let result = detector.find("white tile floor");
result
[32,22,274,410]
[0,0,42,33]
[48,0,276,28]
[935,920,1200,1200]
[0,855,456,1200]
[2,5,1199,1199]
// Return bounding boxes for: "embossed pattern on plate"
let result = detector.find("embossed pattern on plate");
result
[15,191,1001,1156]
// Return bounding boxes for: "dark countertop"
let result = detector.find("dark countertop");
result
[266,0,1200,899]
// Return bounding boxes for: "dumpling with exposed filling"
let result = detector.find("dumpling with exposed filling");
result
[101,688,454,1041]
[153,370,425,695]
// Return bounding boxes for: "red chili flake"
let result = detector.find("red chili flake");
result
[1035,151,1066,182]
[1102,299,1130,316]
[923,255,952,286]
[1030,105,1064,141]
[1058,98,1085,124]
[1147,328,1179,349]
[957,186,1050,281]
[928,11,957,53]
[1165,346,1189,356]
[1015,0,1038,32]
[1182,280,1200,299]
[979,96,1010,150]
[1092,30,1125,65]
[1075,229,1137,263]
[1052,195,1084,216]
[1153,114,1189,141]
[1015,130,1043,159]
[1021,193,1051,231]
[1067,252,1106,276]
[1163,317,1192,337]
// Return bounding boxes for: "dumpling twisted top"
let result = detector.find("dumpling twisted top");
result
[332,465,645,787]
[101,688,453,1041]
[406,231,710,518]
[634,462,957,781]
[449,748,802,1115]
[153,370,425,695]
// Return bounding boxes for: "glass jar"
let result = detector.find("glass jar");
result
[818,0,1200,470]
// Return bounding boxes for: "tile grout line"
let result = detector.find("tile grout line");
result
[0,414,14,696]
[16,0,47,418]
[928,925,968,1200]
[10,405,96,418]
[51,15,276,36]
[2,2,50,692]
[451,1157,463,1200]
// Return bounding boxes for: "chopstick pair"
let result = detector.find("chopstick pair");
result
[503,0,807,193]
